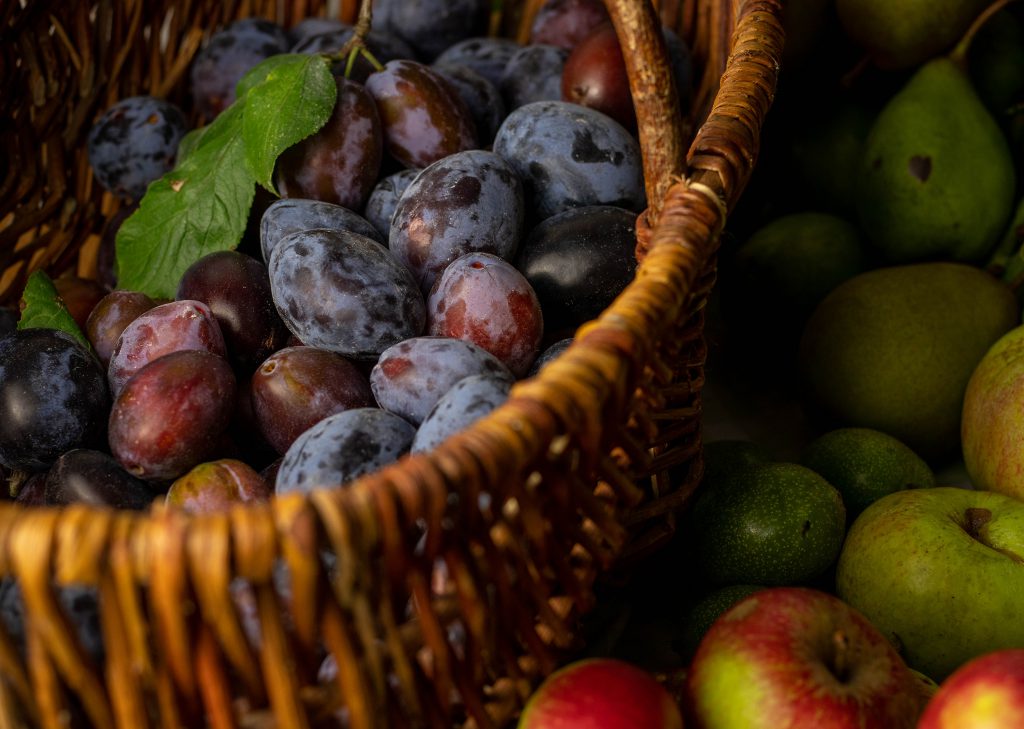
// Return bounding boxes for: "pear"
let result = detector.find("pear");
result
[836,0,990,69]
[798,262,1019,462]
[856,57,1016,263]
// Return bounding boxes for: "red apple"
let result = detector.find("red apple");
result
[686,587,927,728]
[918,649,1024,728]
[518,657,683,729]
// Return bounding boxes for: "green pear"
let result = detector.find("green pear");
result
[798,262,1019,462]
[836,0,990,69]
[856,57,1016,263]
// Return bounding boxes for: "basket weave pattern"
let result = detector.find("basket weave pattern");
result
[0,0,784,726]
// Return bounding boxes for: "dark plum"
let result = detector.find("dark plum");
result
[663,27,695,110]
[45,448,156,510]
[493,100,645,221]
[15,472,47,506]
[432,37,521,88]
[0,308,17,337]
[562,25,693,122]
[433,62,508,145]
[96,203,137,289]
[268,228,425,359]
[364,60,478,169]
[389,149,524,293]
[288,17,346,47]
[373,0,490,61]
[0,580,104,665]
[275,408,416,495]
[500,45,569,111]
[516,205,638,341]
[177,251,289,373]
[166,458,270,514]
[189,18,290,118]
[86,290,158,369]
[260,457,283,486]
[427,252,543,377]
[562,24,636,132]
[291,26,416,82]
[251,345,375,455]
[107,299,227,396]
[53,275,110,332]
[108,350,237,482]
[411,373,512,453]
[528,337,574,376]
[260,198,384,263]
[227,374,277,468]
[364,168,421,240]
[0,329,110,472]
[87,96,188,200]
[370,336,513,425]
[275,76,383,212]
[529,0,610,49]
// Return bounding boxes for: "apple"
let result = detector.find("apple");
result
[963,325,1024,499]
[836,487,1024,681]
[517,657,683,729]
[918,649,1024,728]
[685,586,927,728]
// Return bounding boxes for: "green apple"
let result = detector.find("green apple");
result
[963,325,1024,499]
[836,487,1024,681]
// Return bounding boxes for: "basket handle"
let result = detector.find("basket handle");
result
[636,0,784,259]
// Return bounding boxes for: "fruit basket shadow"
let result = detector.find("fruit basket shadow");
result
[0,0,782,727]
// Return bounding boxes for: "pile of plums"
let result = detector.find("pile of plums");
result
[0,0,693,675]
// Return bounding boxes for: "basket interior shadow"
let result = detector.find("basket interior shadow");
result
[0,0,784,726]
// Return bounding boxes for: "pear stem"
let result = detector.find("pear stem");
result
[949,0,1021,69]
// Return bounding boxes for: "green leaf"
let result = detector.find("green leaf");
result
[242,54,336,193]
[176,126,207,164]
[115,100,256,300]
[235,53,310,100]
[17,271,89,348]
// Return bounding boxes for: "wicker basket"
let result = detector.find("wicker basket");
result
[0,0,784,726]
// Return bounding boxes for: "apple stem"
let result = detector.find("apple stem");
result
[831,630,851,683]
